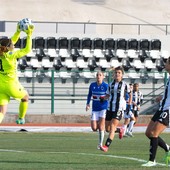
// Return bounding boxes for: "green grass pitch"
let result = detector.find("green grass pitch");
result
[0,132,169,170]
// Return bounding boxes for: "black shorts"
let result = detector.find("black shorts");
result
[151,110,169,127]
[105,110,123,121]
[133,110,139,117]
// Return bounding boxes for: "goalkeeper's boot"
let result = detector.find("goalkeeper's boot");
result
[100,145,108,152]
[141,161,156,167]
[16,118,25,124]
[164,151,170,166]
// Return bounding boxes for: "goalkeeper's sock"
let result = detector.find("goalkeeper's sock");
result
[19,101,28,119]
[0,112,4,123]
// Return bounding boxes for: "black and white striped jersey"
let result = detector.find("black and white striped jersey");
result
[106,80,130,112]
[133,91,143,111]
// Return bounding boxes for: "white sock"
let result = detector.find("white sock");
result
[128,120,135,132]
[99,130,104,146]
[122,125,127,135]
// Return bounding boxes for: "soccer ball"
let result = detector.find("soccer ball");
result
[18,18,34,31]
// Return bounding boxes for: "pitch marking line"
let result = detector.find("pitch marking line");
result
[0,149,168,167]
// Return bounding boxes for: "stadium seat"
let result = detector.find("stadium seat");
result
[41,57,53,70]
[139,39,150,62]
[139,39,150,51]
[144,58,156,72]
[24,69,35,83]
[104,38,116,62]
[127,39,139,62]
[76,57,88,70]
[115,38,127,61]
[34,37,46,62]
[64,58,77,71]
[70,70,80,83]
[93,38,104,61]
[46,37,58,61]
[59,69,72,83]
[88,58,98,71]
[30,57,41,70]
[18,58,29,71]
[81,37,93,61]
[150,39,161,51]
[70,37,81,61]
[98,58,110,71]
[122,58,132,71]
[34,36,45,49]
[156,58,165,72]
[36,48,46,62]
[150,40,161,61]
[128,71,141,83]
[149,50,161,61]
[148,71,164,84]
[36,70,47,83]
[161,50,169,63]
[45,71,60,83]
[110,58,121,68]
[46,37,57,49]
[58,37,70,61]
[153,72,164,81]
[140,72,149,84]
[79,70,96,83]
[133,59,145,71]
[53,58,63,70]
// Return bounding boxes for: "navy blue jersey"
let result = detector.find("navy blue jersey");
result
[86,81,108,111]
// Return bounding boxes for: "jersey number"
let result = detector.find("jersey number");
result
[0,59,4,71]
[160,111,168,119]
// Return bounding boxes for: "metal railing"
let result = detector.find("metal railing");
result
[1,21,170,35]
[16,69,167,114]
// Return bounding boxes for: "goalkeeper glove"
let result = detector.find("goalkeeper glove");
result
[25,25,34,36]
[16,23,21,33]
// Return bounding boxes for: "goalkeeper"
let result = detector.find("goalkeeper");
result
[0,22,34,124]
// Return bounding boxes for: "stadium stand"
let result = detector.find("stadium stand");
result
[7,36,167,85]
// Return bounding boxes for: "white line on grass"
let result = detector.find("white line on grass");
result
[0,149,168,167]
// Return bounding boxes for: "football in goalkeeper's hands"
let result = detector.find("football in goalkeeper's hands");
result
[18,18,34,32]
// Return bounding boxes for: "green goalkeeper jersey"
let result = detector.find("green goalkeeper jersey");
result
[0,32,32,82]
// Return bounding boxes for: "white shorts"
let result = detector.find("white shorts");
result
[91,109,106,121]
[124,110,134,119]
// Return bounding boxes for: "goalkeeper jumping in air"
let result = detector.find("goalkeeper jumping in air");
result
[0,21,34,124]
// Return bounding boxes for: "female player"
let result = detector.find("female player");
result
[100,66,132,152]
[0,22,34,124]
[142,57,170,167]
[86,71,108,149]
